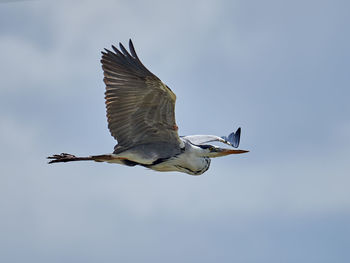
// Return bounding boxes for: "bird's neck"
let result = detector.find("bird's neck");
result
[187,143,208,158]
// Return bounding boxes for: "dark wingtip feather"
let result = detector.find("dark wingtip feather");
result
[233,127,241,148]
[129,39,141,60]
[119,42,129,56]
[100,39,155,79]
[111,45,124,57]
[222,127,242,148]
[236,127,241,137]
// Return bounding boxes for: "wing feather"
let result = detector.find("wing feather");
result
[101,39,183,153]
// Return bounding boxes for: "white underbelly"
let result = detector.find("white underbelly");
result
[150,154,210,175]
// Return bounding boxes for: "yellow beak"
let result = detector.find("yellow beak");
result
[211,148,249,157]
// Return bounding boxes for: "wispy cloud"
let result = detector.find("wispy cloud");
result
[0,0,349,262]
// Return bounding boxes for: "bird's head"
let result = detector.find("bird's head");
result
[198,144,249,158]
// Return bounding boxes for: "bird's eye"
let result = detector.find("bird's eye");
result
[209,146,215,151]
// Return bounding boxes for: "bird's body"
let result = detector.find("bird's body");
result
[148,141,211,175]
[107,139,211,175]
[48,40,248,175]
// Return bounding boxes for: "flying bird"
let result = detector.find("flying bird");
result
[47,40,248,175]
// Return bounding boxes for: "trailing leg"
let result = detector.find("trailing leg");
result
[47,153,93,164]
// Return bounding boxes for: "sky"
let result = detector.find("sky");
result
[0,0,349,262]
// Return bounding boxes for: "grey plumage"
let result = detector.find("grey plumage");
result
[101,40,183,157]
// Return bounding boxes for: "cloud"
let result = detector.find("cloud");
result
[1,0,350,262]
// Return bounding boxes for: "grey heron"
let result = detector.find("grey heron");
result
[47,40,248,175]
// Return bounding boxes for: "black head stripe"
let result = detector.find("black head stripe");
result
[198,144,213,150]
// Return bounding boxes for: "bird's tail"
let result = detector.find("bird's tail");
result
[47,153,113,164]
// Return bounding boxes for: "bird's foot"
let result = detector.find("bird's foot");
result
[47,153,77,164]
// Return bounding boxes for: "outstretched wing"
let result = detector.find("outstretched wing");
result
[183,128,241,148]
[101,40,183,152]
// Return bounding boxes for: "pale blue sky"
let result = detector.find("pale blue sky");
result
[0,0,349,262]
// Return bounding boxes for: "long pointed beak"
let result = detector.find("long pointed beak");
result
[213,148,249,157]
